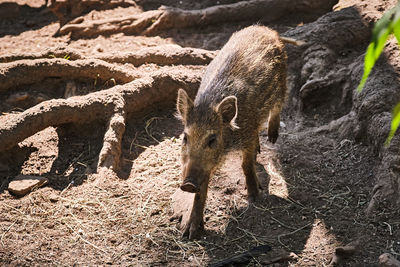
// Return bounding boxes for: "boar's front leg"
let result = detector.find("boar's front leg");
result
[242,140,262,203]
[182,177,209,239]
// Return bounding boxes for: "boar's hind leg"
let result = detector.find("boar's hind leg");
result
[253,135,261,161]
[182,178,209,240]
[267,103,282,144]
[242,144,261,203]
[256,135,261,154]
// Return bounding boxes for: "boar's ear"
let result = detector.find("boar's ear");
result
[216,96,239,130]
[176,89,193,123]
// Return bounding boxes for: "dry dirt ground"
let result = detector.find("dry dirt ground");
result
[1,0,400,266]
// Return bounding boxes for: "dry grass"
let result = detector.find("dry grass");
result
[1,116,399,266]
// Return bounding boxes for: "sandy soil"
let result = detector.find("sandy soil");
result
[0,0,399,266]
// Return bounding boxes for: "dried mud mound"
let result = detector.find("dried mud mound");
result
[0,0,400,266]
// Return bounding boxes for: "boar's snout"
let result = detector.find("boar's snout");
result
[180,178,200,193]
[180,165,207,193]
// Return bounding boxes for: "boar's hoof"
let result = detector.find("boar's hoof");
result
[180,182,200,193]
[248,192,261,204]
[182,220,204,240]
[267,134,278,144]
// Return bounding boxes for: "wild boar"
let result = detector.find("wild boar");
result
[176,25,287,239]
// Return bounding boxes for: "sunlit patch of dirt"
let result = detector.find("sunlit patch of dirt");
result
[1,0,400,266]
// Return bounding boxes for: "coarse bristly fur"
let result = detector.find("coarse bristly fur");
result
[176,25,287,240]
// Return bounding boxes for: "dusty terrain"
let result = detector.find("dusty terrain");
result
[1,0,400,266]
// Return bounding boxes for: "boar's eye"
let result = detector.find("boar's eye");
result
[183,133,188,145]
[207,134,217,148]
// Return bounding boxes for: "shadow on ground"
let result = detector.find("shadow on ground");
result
[0,2,57,37]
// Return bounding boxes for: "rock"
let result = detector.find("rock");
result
[329,239,360,266]
[8,175,48,196]
[93,44,104,53]
[379,253,400,267]
[49,193,59,203]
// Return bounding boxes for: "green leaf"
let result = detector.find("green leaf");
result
[357,43,376,92]
[392,4,400,43]
[373,27,391,59]
[371,6,395,44]
[385,102,400,146]
[357,5,397,92]
[357,2,400,146]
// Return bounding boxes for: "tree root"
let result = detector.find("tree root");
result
[99,45,216,66]
[281,6,371,121]
[0,69,201,172]
[283,3,400,212]
[59,9,162,37]
[47,0,137,25]
[59,0,337,37]
[0,44,214,93]
[0,58,138,93]
[0,48,85,63]
[0,44,209,173]
[366,134,400,215]
[0,45,216,66]
[97,94,126,171]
